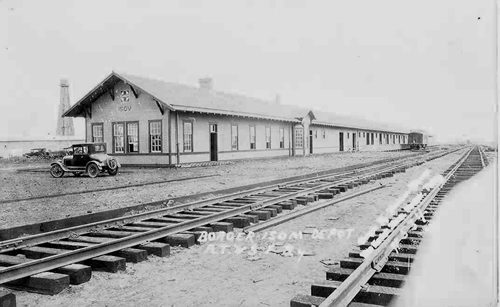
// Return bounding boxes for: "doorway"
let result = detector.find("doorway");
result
[309,130,313,154]
[209,124,218,161]
[339,132,344,152]
[352,133,356,151]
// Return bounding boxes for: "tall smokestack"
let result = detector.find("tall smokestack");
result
[56,78,74,136]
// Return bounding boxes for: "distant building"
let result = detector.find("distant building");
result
[63,71,411,166]
[56,79,75,136]
[0,136,84,158]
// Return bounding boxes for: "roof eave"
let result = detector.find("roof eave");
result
[172,105,299,123]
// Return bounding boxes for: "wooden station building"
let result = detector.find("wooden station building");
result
[64,71,410,166]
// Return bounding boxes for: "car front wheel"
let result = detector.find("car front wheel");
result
[87,163,99,178]
[108,167,118,176]
[107,159,118,176]
[50,164,65,178]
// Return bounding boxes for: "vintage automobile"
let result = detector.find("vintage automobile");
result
[24,148,50,158]
[50,143,120,178]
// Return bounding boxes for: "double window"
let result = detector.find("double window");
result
[91,123,103,143]
[231,125,238,150]
[249,125,256,149]
[183,121,193,152]
[279,128,285,149]
[112,122,139,153]
[265,127,271,149]
[149,120,162,153]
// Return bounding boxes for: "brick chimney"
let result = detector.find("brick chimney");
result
[56,78,75,136]
[198,77,213,91]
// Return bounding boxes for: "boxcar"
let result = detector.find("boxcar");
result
[408,132,428,150]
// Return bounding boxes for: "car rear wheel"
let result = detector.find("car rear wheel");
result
[50,164,64,178]
[87,163,99,178]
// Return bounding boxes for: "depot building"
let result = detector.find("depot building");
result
[64,71,410,166]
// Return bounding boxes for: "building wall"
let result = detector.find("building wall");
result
[85,80,169,151]
[171,113,294,164]
[308,125,408,153]
[85,82,295,165]
[83,80,408,165]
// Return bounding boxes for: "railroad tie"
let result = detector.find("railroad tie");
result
[0,265,69,295]
[210,222,234,232]
[242,214,259,223]
[310,280,401,305]
[265,204,283,214]
[259,207,278,217]
[0,288,15,307]
[160,233,196,248]
[19,245,127,273]
[326,267,406,288]
[0,254,88,289]
[290,294,325,307]
[278,201,296,210]
[246,211,271,221]
[136,242,170,257]
[222,216,251,228]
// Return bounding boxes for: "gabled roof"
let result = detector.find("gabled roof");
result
[64,71,409,133]
[63,72,173,118]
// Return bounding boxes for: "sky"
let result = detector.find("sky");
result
[0,0,497,144]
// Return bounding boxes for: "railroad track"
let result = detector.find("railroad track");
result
[290,146,487,307]
[0,147,463,304]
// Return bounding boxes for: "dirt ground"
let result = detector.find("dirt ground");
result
[0,150,424,229]
[9,149,469,307]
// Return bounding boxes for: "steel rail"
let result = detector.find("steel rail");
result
[243,185,387,233]
[0,160,410,284]
[318,146,474,307]
[479,146,486,168]
[0,166,365,251]
[0,150,448,253]
[0,152,452,283]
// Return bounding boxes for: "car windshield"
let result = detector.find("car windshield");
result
[94,144,106,153]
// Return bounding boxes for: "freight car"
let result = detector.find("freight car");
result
[408,132,428,150]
